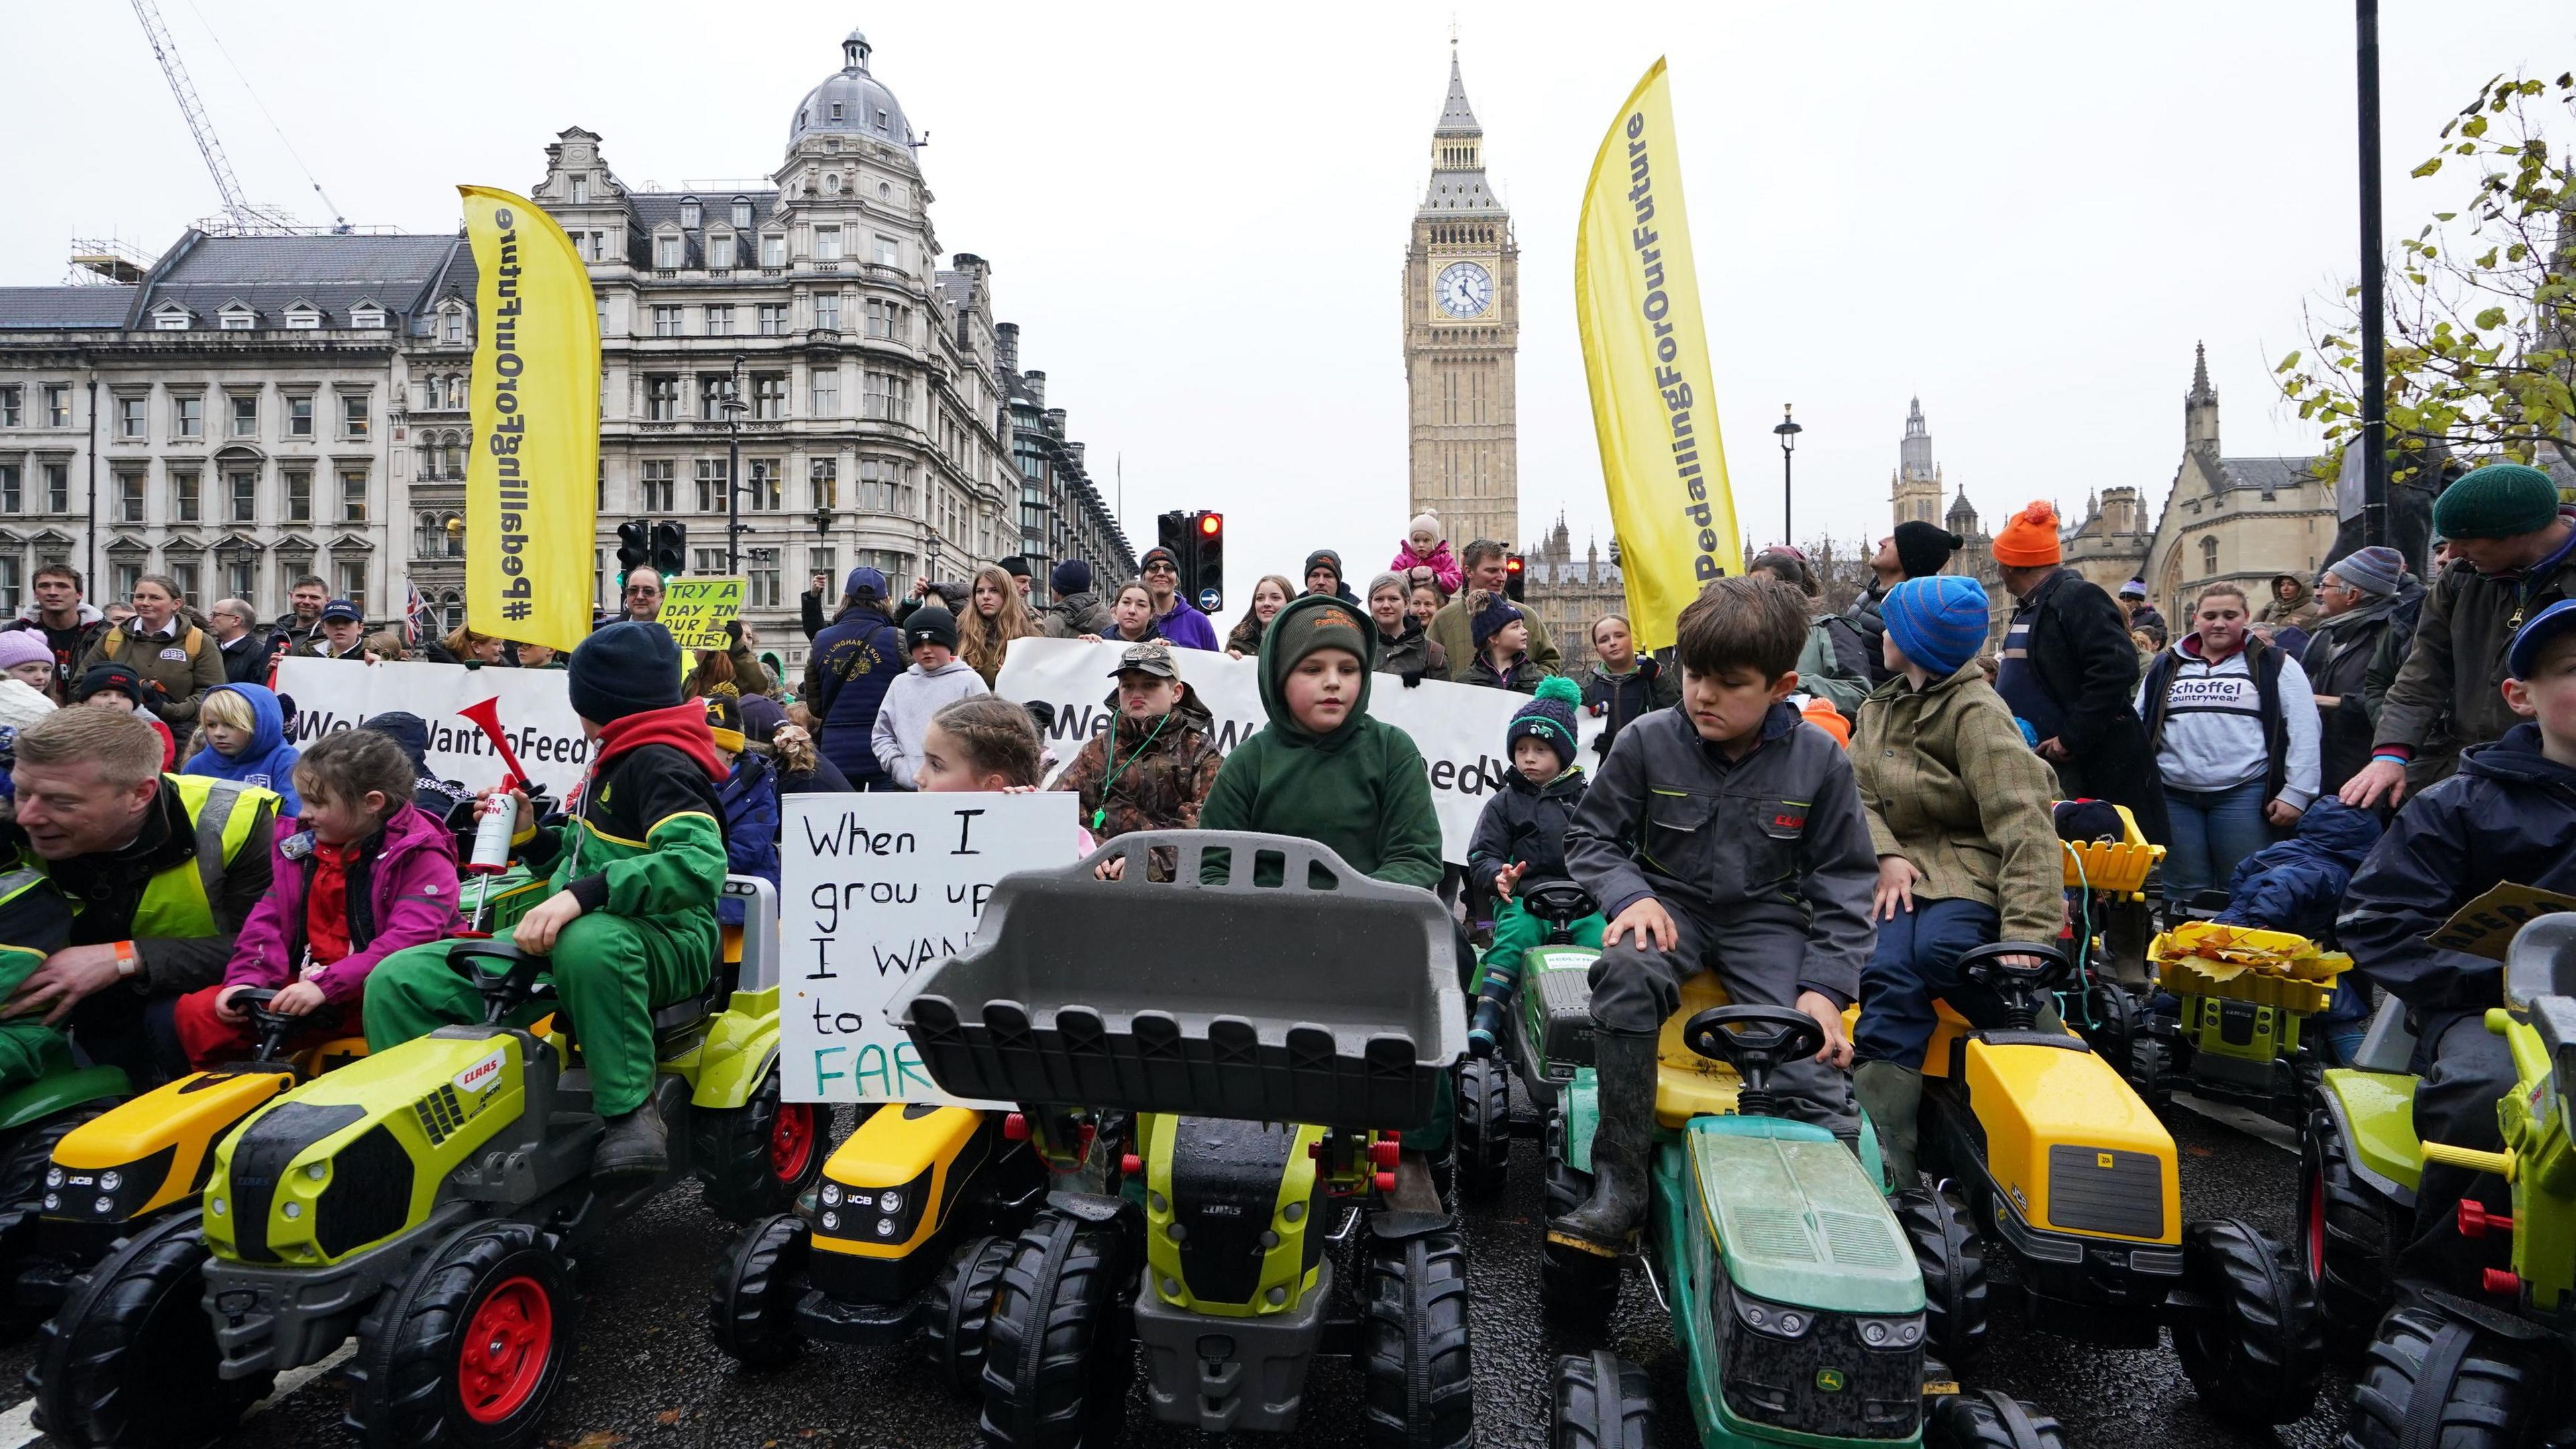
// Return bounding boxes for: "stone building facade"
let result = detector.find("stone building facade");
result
[1403,48,1520,551]
[0,27,1132,668]
[1520,514,1623,677]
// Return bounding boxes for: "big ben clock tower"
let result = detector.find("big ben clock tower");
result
[1404,46,1519,551]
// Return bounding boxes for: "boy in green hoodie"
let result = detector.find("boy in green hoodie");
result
[1199,593,1442,890]
[362,622,730,1181]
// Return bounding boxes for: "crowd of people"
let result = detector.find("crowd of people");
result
[0,466,2563,1316]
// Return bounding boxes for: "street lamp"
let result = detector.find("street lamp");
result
[721,354,747,575]
[1773,404,1803,547]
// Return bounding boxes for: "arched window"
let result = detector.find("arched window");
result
[680,197,702,229]
[441,590,465,632]
[731,197,753,229]
[417,512,440,555]
[441,512,464,557]
[2199,536,2220,574]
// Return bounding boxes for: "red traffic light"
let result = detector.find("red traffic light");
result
[1505,555,1525,575]
[1198,513,1223,537]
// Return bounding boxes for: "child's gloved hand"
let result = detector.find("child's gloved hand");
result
[1794,989,1854,1069]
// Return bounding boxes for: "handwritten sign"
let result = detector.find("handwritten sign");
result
[659,576,745,651]
[2426,882,2576,963]
[779,790,1078,1104]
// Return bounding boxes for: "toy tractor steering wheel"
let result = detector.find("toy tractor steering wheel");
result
[231,987,294,1061]
[1519,880,1598,937]
[1682,1005,1827,1119]
[1957,941,2070,1030]
[445,940,552,1025]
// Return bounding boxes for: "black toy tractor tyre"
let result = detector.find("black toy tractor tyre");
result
[2129,1034,2173,1109]
[978,1207,1134,1449]
[2300,1106,2398,1354]
[1454,1057,1511,1197]
[1551,1349,1654,1448]
[346,1222,570,1448]
[708,1212,808,1370]
[700,1067,828,1224]
[30,1208,268,1449]
[2347,1307,2549,1449]
[1924,1389,2068,1449]
[2169,1217,2324,1427]
[1896,1185,1988,1371]
[1539,1112,1619,1340]
[1362,1223,1475,1448]
[924,1232,1014,1395]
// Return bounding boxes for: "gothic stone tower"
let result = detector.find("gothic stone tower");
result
[1404,46,1520,550]
[1890,396,1943,527]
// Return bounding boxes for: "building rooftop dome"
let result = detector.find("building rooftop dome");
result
[788,30,915,152]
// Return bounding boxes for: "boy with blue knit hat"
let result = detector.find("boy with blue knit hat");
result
[1465,676,1601,1051]
[363,621,731,1181]
[1851,575,2064,1185]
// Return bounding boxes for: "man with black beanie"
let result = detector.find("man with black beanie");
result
[1848,522,1965,685]
[362,620,729,1181]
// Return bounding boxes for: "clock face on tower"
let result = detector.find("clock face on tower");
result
[1434,260,1493,319]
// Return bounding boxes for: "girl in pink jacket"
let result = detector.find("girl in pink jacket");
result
[173,728,460,1067]
[1388,512,1464,596]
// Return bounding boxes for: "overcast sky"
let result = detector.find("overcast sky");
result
[7,2,2568,590]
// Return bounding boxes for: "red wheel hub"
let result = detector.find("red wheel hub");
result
[457,1275,553,1425]
[771,1104,818,1183]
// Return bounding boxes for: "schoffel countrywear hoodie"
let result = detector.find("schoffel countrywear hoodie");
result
[2137,633,2322,808]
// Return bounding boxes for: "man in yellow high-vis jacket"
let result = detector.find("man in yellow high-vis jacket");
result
[1,708,275,1081]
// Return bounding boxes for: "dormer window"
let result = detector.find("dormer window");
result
[570,175,589,204]
[680,197,701,229]
[655,233,682,269]
[829,102,844,121]
[284,304,321,330]
[731,197,752,229]
[874,109,890,133]
[442,307,464,344]
[219,310,254,331]
[350,304,386,328]
[152,305,191,331]
[708,233,736,270]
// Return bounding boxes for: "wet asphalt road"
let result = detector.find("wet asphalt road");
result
[0,1097,2347,1449]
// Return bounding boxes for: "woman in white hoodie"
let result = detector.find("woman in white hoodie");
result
[872,605,990,790]
[2135,582,2322,906]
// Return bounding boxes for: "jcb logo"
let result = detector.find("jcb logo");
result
[2096,1152,2115,1169]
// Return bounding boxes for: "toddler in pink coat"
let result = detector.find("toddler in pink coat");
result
[1389,512,1464,596]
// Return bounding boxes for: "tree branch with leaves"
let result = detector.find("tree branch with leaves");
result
[2277,71,2575,484]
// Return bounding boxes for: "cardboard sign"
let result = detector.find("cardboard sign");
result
[659,576,746,651]
[779,790,1079,1105]
[273,657,590,798]
[2426,882,2576,962]
[991,636,1605,863]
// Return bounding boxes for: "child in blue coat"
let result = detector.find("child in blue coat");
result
[181,682,301,814]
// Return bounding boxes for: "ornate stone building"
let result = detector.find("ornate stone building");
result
[1403,48,1519,551]
[1521,514,1623,676]
[1890,397,1943,528]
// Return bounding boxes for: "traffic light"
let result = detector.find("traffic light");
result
[1157,511,1189,562]
[615,520,651,574]
[650,520,687,577]
[1193,512,1224,614]
[1505,553,1527,602]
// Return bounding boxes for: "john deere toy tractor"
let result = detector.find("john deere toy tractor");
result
[1896,941,2322,1427]
[2336,912,2576,1449]
[30,875,822,1449]
[890,830,1475,1448]
[706,1096,1045,1389]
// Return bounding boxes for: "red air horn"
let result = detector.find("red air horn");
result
[457,696,533,795]
[455,698,535,927]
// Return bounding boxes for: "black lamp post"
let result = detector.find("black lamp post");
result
[1773,404,1803,547]
[722,354,747,574]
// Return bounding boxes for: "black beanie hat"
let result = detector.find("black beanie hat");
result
[1893,520,1964,580]
[568,621,682,725]
[363,710,433,772]
[74,662,150,707]
[905,605,960,654]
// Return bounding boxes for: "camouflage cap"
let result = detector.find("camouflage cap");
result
[1110,639,1181,680]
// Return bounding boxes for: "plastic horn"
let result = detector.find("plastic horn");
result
[455,696,533,794]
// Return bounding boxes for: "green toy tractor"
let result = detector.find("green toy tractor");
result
[1454,879,1603,1196]
[30,875,824,1449]
[890,830,1474,1448]
[1545,1002,2061,1449]
[2324,914,2576,1448]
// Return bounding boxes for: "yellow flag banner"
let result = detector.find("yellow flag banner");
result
[462,184,598,654]
[1574,58,1739,651]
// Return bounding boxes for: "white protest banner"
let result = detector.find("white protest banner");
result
[273,657,592,798]
[659,576,746,651]
[780,790,1079,1106]
[991,637,1603,863]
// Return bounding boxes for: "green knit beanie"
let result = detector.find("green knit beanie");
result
[2432,462,2562,540]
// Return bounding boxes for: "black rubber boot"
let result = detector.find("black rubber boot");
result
[1466,958,1520,1057]
[1548,1030,1656,1256]
[1854,1061,1924,1189]
[594,1099,668,1182]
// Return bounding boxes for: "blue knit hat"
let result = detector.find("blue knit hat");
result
[1506,676,1584,769]
[1882,576,1990,678]
[1472,594,1524,649]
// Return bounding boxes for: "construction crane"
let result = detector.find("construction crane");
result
[128,0,294,232]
